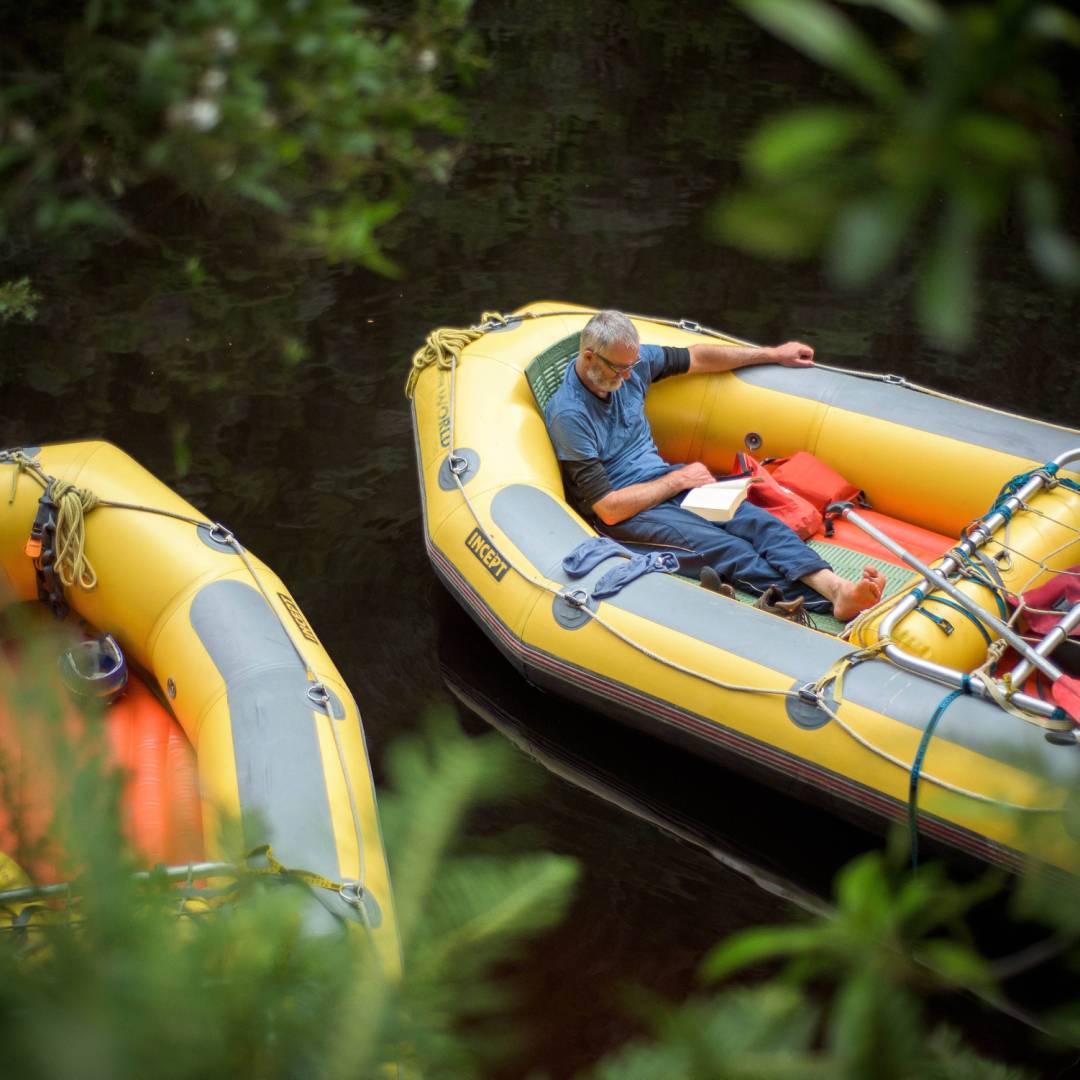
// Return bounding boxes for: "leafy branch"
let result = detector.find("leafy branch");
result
[715,0,1080,348]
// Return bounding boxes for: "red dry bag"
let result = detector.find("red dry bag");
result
[731,452,822,540]
[768,451,864,512]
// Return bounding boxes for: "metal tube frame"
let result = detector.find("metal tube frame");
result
[838,447,1080,720]
[1010,601,1080,686]
[0,861,239,906]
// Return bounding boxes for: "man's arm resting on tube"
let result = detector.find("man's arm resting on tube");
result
[592,462,714,526]
[687,340,814,374]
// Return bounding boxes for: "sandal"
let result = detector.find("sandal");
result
[754,586,810,625]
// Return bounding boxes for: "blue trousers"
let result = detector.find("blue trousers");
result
[603,497,834,611]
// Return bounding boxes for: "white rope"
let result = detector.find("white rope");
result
[812,690,1060,814]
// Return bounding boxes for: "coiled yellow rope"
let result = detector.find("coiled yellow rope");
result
[403,311,511,398]
[3,453,99,591]
[50,479,100,590]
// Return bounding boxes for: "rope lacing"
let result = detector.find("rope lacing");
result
[432,344,1066,817]
[843,462,1079,723]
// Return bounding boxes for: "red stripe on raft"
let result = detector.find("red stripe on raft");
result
[427,539,1025,874]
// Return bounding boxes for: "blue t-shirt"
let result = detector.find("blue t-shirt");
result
[544,344,690,516]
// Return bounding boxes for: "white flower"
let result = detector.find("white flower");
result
[416,47,437,73]
[167,99,221,132]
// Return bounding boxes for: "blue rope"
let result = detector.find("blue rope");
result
[991,463,1080,513]
[912,605,953,635]
[920,596,994,646]
[909,677,971,870]
[955,552,1009,619]
[1045,461,1080,497]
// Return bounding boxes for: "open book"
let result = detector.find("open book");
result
[681,476,757,522]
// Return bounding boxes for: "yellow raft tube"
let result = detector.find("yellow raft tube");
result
[409,302,1080,874]
[0,441,398,969]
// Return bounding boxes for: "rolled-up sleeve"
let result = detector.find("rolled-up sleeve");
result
[656,345,690,380]
[562,458,613,510]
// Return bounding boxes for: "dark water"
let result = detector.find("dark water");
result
[3,1,1080,1074]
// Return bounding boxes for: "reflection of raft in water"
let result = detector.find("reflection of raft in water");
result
[436,602,837,914]
[408,301,1080,875]
[0,442,397,966]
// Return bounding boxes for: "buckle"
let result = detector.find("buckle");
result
[561,588,590,609]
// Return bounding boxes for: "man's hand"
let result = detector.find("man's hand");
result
[770,341,814,367]
[669,462,715,491]
[688,340,814,374]
[590,462,715,525]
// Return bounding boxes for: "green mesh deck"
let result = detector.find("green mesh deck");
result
[728,541,915,634]
[525,333,579,411]
[523,335,916,636]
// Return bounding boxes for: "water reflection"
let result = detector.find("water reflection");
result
[438,595,843,915]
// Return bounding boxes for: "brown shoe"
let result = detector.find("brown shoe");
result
[700,567,736,598]
[754,586,809,625]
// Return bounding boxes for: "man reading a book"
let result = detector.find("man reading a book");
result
[543,310,884,620]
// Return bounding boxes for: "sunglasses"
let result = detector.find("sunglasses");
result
[590,348,640,376]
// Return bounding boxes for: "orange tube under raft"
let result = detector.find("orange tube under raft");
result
[0,442,399,971]
[0,651,203,884]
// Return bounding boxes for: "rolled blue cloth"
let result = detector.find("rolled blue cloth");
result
[562,536,632,577]
[592,551,679,598]
[562,537,680,599]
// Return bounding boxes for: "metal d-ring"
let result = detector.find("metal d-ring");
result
[447,453,469,476]
[339,880,365,907]
[561,587,590,609]
[208,522,235,546]
[307,682,331,709]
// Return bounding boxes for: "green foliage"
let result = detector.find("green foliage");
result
[0,626,578,1080]
[596,848,1032,1080]
[715,0,1080,348]
[371,712,580,1074]
[590,986,827,1080]
[0,277,40,322]
[0,0,478,271]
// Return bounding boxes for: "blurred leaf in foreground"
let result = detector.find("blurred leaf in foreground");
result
[715,0,1080,349]
[0,630,577,1080]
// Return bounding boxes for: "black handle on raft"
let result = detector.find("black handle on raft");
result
[823,501,855,539]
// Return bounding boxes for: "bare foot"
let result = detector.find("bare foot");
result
[831,566,885,621]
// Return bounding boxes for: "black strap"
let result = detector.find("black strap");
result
[28,486,67,618]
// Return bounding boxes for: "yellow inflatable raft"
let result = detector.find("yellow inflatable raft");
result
[408,302,1080,874]
[0,441,398,968]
